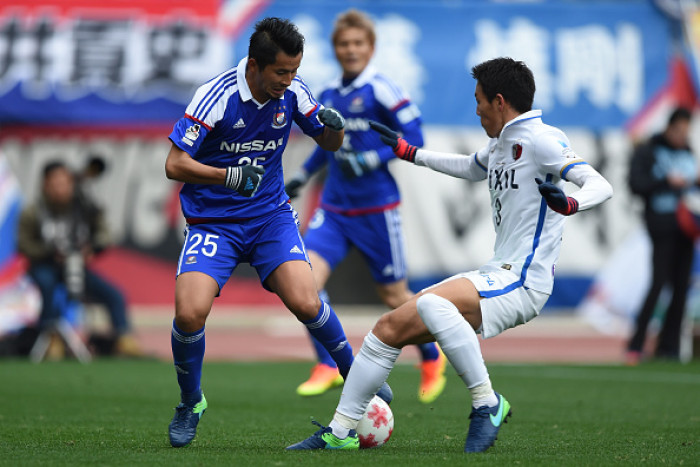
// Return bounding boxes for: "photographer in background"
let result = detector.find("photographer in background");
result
[17,160,142,358]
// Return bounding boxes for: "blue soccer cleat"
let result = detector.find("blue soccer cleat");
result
[376,382,393,405]
[286,420,359,450]
[464,392,511,453]
[168,393,208,447]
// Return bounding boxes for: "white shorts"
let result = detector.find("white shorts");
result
[429,268,549,339]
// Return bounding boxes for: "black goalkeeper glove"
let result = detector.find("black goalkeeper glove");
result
[535,178,579,215]
[335,150,380,178]
[225,165,265,197]
[368,120,418,163]
[284,170,309,199]
[318,107,345,131]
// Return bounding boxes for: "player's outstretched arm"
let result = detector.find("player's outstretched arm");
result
[368,120,418,163]
[313,107,345,152]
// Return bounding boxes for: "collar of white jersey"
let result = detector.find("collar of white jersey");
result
[334,65,378,96]
[236,56,285,106]
[500,109,542,135]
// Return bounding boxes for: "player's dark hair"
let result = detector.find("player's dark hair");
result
[668,107,691,126]
[42,160,68,179]
[332,9,375,47]
[249,17,304,70]
[471,57,535,114]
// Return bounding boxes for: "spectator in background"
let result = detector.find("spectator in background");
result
[285,9,446,403]
[17,160,142,358]
[627,107,697,365]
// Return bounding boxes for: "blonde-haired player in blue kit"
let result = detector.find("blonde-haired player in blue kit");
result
[163,17,392,448]
[288,57,613,453]
[284,9,446,404]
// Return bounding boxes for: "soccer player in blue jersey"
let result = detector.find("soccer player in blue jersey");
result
[163,17,390,448]
[285,10,446,403]
[288,57,613,452]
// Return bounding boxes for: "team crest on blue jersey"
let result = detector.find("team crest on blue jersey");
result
[349,96,364,113]
[271,103,288,129]
[512,142,523,161]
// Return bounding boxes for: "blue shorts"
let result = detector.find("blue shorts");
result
[177,203,309,292]
[303,207,406,284]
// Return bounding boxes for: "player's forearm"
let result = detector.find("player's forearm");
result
[415,149,486,181]
[566,165,614,211]
[165,144,226,185]
[314,127,344,152]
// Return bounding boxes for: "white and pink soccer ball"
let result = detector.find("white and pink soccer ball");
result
[356,395,394,448]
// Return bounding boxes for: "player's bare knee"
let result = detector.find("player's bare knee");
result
[288,295,322,321]
[174,312,206,333]
[373,313,405,348]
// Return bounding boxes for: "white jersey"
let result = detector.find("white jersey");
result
[415,109,602,295]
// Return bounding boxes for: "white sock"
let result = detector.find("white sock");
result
[470,380,498,408]
[416,293,494,407]
[332,331,401,432]
[329,412,356,438]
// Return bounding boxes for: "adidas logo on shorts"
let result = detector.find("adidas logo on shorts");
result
[290,245,303,254]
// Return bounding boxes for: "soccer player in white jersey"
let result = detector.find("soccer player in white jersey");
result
[163,17,392,448]
[284,9,446,404]
[288,57,613,452]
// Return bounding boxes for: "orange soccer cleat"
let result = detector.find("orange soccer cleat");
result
[296,363,344,397]
[418,350,447,404]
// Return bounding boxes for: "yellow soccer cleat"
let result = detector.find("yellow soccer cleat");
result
[296,363,344,397]
[418,349,447,404]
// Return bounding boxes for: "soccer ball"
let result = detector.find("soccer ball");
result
[356,395,394,448]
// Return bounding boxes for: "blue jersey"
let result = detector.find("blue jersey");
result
[302,66,423,214]
[169,57,325,221]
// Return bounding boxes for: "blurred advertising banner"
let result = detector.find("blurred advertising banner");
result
[0,0,267,125]
[246,1,672,129]
[0,1,677,129]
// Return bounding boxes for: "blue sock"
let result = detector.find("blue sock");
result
[308,332,336,367]
[417,342,440,361]
[171,320,205,404]
[309,290,336,367]
[302,302,353,378]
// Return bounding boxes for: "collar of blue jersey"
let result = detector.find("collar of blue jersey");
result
[500,109,542,136]
[236,56,286,106]
[333,64,378,96]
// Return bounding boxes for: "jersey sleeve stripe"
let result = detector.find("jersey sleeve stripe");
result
[374,74,405,102]
[294,77,319,105]
[184,114,212,131]
[474,153,488,171]
[192,69,236,119]
[560,160,587,180]
[198,75,238,122]
[305,103,319,118]
[390,98,410,112]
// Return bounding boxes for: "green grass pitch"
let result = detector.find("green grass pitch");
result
[1,359,698,465]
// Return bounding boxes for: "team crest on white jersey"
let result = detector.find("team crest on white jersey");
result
[512,142,523,161]
[272,103,287,129]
